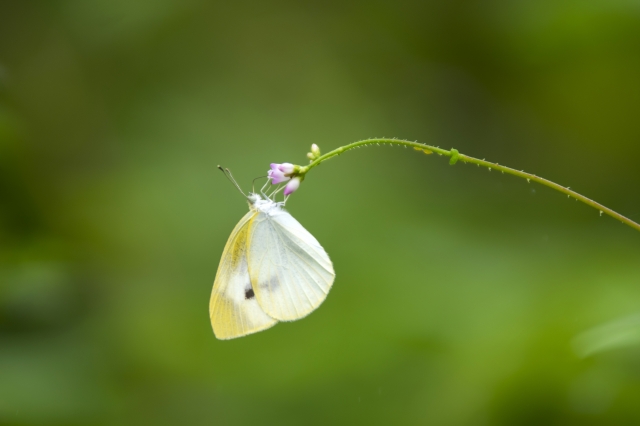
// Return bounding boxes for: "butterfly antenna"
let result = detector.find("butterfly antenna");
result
[252,175,268,194]
[217,165,247,197]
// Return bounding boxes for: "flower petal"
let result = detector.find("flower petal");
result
[284,177,301,195]
[278,163,295,174]
[268,168,290,184]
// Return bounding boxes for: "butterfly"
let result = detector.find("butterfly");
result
[210,167,335,339]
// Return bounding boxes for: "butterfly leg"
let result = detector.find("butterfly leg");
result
[260,178,272,199]
[269,184,285,201]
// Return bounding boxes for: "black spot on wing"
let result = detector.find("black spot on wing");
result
[245,287,255,299]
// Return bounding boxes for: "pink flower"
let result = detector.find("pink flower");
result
[278,163,295,174]
[268,163,291,184]
[268,163,302,195]
[284,176,301,195]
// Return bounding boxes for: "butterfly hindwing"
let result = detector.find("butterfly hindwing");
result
[209,211,278,339]
[246,209,335,321]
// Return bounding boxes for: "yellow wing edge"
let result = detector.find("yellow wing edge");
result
[209,211,278,339]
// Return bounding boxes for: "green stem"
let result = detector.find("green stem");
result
[298,138,640,233]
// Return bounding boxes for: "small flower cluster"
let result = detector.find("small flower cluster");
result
[267,144,321,196]
[268,163,301,195]
[307,143,321,161]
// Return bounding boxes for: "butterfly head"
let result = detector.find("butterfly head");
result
[248,193,281,213]
[247,193,262,204]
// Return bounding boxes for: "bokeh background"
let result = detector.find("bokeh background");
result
[1,1,640,425]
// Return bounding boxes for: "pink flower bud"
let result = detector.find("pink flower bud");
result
[284,176,301,195]
[268,163,290,184]
[278,163,295,174]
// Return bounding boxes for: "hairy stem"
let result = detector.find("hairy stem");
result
[298,138,640,233]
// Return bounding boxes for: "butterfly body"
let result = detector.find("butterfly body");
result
[210,194,335,339]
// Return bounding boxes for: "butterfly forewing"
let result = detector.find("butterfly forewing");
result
[209,211,278,339]
[247,209,335,321]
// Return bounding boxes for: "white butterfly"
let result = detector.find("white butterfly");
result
[210,170,335,340]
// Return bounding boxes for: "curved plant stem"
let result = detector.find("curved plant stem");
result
[298,138,640,233]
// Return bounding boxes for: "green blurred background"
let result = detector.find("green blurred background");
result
[1,1,640,425]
